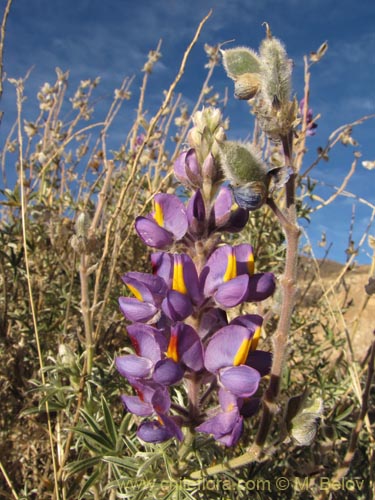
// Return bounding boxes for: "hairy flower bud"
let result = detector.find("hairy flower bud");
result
[259,36,292,108]
[188,107,227,175]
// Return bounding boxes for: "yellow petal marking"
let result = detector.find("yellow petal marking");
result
[126,283,143,301]
[166,334,179,362]
[250,326,261,352]
[233,337,252,366]
[154,200,164,227]
[247,251,255,275]
[172,262,187,295]
[226,402,235,412]
[223,252,237,282]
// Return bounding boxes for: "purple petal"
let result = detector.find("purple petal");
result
[184,149,202,186]
[135,216,173,248]
[201,153,215,180]
[246,350,272,377]
[129,379,168,405]
[230,314,263,331]
[115,355,153,379]
[219,365,261,397]
[190,189,206,221]
[173,323,204,371]
[174,149,201,187]
[174,150,189,183]
[217,416,243,447]
[123,272,167,303]
[153,194,188,239]
[161,290,192,321]
[218,388,239,412]
[214,274,249,307]
[198,307,228,340]
[210,187,249,233]
[202,245,233,296]
[158,413,184,442]
[153,359,184,385]
[180,254,201,304]
[127,323,168,354]
[118,297,158,323]
[196,408,242,447]
[204,325,253,373]
[212,186,232,226]
[125,324,163,363]
[151,387,172,414]
[234,244,255,276]
[187,189,206,237]
[226,207,249,233]
[137,420,176,443]
[121,395,153,417]
[151,252,173,283]
[246,272,276,301]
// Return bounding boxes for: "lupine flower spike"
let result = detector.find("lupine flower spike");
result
[116,107,276,445]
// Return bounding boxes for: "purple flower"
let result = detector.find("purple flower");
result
[174,149,202,188]
[164,322,204,372]
[204,324,261,398]
[299,98,318,136]
[116,321,203,387]
[120,380,183,443]
[119,272,167,323]
[121,379,170,417]
[152,252,202,320]
[196,389,243,446]
[201,244,275,308]
[186,189,206,238]
[116,324,169,381]
[137,413,184,443]
[135,194,188,249]
[210,186,249,233]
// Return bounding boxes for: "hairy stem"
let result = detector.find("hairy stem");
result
[191,133,300,478]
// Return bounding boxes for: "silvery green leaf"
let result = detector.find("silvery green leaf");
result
[221,47,261,79]
[290,397,323,446]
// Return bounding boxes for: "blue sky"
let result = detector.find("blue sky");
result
[1,0,375,264]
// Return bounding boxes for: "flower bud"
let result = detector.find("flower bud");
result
[174,149,202,188]
[259,36,292,107]
[202,153,216,181]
